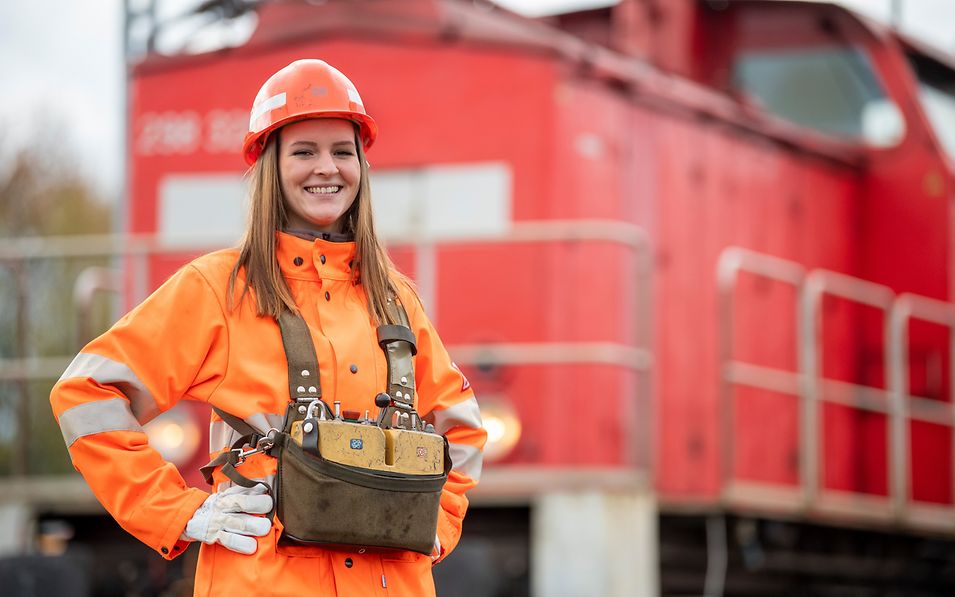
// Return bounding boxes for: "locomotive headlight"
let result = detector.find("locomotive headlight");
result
[145,407,202,466]
[480,397,521,462]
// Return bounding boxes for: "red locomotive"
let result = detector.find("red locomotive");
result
[119,0,955,593]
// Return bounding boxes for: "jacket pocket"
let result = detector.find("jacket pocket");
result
[379,551,435,597]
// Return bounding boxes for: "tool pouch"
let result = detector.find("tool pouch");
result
[274,428,450,553]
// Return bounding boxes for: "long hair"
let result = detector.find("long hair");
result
[227,124,409,325]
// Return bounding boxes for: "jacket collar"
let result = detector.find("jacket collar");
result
[284,228,354,243]
[276,230,356,281]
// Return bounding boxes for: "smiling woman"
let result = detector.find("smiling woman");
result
[278,119,361,233]
[49,58,486,597]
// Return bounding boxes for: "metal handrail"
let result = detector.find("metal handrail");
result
[0,220,654,472]
[1,220,653,362]
[404,219,654,468]
[449,341,652,370]
[888,293,955,519]
[402,219,652,344]
[716,247,806,493]
[801,269,896,510]
[719,245,955,530]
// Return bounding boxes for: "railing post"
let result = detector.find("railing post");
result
[633,231,653,470]
[887,298,910,518]
[799,273,822,508]
[12,260,30,476]
[133,246,149,306]
[73,266,121,349]
[414,239,438,325]
[716,249,741,493]
[951,303,955,510]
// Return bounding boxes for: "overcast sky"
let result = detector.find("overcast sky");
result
[1,0,953,203]
[0,1,124,197]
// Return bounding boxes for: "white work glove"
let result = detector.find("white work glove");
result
[181,484,273,555]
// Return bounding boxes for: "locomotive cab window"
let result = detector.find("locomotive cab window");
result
[732,45,905,147]
[718,4,906,148]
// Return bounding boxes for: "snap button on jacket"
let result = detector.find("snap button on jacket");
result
[50,232,486,596]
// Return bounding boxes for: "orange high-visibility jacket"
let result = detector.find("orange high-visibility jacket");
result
[50,232,486,596]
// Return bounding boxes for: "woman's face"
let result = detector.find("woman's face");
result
[278,118,361,234]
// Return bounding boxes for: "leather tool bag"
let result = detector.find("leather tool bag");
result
[275,421,449,553]
[201,301,450,555]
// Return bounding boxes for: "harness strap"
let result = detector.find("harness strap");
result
[377,325,417,355]
[211,406,258,437]
[278,309,322,403]
[199,452,230,486]
[379,298,417,410]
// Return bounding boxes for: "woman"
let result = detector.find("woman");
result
[50,59,486,596]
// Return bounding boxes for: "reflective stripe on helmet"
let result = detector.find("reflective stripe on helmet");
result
[346,86,363,107]
[249,92,287,132]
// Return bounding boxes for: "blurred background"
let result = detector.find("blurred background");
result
[2,0,955,595]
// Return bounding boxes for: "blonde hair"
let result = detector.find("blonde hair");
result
[228,125,409,325]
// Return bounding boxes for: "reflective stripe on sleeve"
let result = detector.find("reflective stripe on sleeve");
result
[428,397,483,480]
[449,442,483,481]
[58,397,145,447]
[245,413,286,436]
[209,420,239,454]
[429,396,482,435]
[58,353,160,424]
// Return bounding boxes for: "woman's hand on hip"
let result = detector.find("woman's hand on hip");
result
[181,484,273,554]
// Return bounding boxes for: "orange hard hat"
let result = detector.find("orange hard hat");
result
[242,59,378,165]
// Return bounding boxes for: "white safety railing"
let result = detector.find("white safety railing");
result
[718,246,955,531]
[889,294,955,530]
[410,220,654,471]
[716,247,806,503]
[802,270,897,523]
[0,220,654,479]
